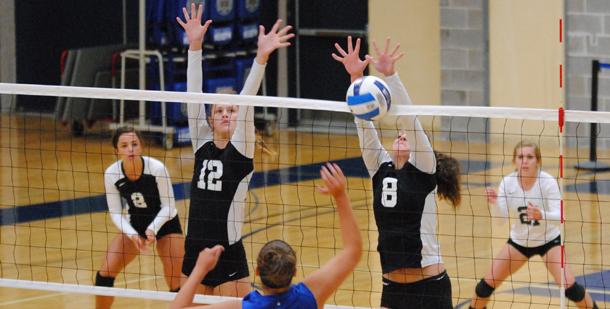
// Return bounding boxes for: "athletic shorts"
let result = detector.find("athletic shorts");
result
[380,271,453,309]
[507,235,561,259]
[133,216,183,240]
[182,238,249,287]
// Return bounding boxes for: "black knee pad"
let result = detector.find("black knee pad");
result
[565,282,586,302]
[475,279,495,298]
[95,271,115,288]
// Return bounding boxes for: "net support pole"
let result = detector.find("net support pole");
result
[559,107,566,309]
[575,60,610,171]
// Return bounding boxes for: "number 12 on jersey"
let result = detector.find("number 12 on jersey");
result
[197,159,223,191]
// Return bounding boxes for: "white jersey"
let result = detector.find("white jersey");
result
[104,156,177,236]
[355,73,441,270]
[493,171,561,247]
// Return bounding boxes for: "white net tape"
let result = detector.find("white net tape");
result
[2,83,609,123]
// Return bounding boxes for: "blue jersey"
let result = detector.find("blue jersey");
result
[242,283,317,309]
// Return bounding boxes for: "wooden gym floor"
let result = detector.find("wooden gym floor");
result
[1,114,609,308]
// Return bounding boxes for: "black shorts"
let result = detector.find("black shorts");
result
[182,238,249,287]
[507,235,561,259]
[133,216,183,240]
[381,271,453,309]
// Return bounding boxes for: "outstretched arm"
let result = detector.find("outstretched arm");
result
[367,37,435,173]
[177,3,213,153]
[333,37,390,176]
[304,163,362,308]
[232,19,293,158]
[170,246,233,309]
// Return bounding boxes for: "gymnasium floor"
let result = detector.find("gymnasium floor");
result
[1,114,609,308]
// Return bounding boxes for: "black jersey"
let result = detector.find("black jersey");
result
[187,141,253,245]
[354,72,443,274]
[372,161,438,272]
[104,156,177,236]
[185,50,264,246]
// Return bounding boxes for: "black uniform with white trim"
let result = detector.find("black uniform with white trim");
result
[354,73,451,308]
[104,156,182,239]
[372,160,437,272]
[182,50,264,287]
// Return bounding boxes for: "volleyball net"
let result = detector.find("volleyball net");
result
[1,83,609,308]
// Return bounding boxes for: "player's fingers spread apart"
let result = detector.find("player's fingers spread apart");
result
[354,38,362,53]
[326,162,339,176]
[394,52,405,62]
[278,25,292,36]
[280,32,295,43]
[176,17,186,28]
[333,163,345,178]
[334,43,348,57]
[347,36,354,53]
[391,42,401,56]
[182,7,190,21]
[384,37,391,54]
[196,3,203,20]
[372,40,381,57]
[316,185,329,194]
[320,167,329,183]
[271,19,282,33]
[190,2,196,19]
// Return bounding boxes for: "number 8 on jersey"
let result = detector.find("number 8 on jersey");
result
[382,177,398,208]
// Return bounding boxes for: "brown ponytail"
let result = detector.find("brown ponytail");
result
[435,152,461,207]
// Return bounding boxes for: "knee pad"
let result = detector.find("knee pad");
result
[475,279,495,298]
[565,282,586,302]
[95,271,115,288]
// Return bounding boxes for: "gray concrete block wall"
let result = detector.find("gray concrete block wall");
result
[566,0,610,150]
[440,0,487,142]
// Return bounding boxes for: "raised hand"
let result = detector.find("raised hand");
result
[176,2,212,51]
[195,245,224,273]
[317,163,347,197]
[332,36,370,82]
[256,19,294,64]
[366,37,404,76]
[485,187,497,204]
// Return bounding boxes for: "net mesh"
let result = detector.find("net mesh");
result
[1,88,610,308]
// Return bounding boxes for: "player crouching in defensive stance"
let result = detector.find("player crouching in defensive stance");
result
[469,141,597,309]
[96,127,184,308]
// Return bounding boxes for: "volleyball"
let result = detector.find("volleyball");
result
[346,75,392,121]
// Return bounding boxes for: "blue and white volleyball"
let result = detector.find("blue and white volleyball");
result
[346,76,392,121]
